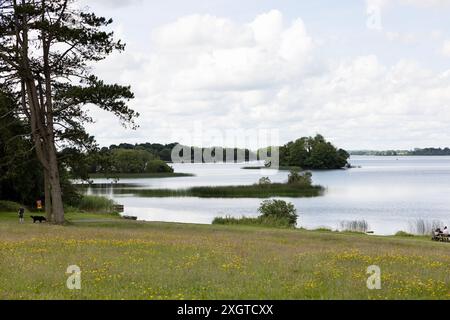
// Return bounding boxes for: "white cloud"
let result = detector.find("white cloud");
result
[152,14,253,49]
[148,11,314,92]
[249,10,284,47]
[87,10,450,150]
[385,32,417,44]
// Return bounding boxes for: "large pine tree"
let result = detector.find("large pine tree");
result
[0,0,138,224]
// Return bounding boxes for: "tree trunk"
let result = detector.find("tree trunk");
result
[24,78,65,224]
[47,142,65,224]
[44,170,52,221]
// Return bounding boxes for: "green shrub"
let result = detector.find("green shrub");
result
[395,231,415,237]
[75,195,116,213]
[0,200,22,212]
[258,177,271,186]
[213,200,299,229]
[288,170,312,186]
[313,227,333,232]
[145,160,174,173]
[258,200,298,227]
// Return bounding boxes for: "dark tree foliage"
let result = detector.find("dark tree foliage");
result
[1,90,84,206]
[279,135,349,169]
[0,90,44,205]
[63,147,174,176]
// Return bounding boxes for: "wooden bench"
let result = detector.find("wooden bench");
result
[123,215,138,221]
[432,233,450,242]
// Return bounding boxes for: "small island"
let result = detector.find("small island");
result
[114,171,324,198]
[246,134,350,170]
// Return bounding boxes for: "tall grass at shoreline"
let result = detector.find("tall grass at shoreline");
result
[212,215,295,229]
[213,200,298,228]
[74,195,117,213]
[340,220,369,233]
[408,219,445,235]
[0,200,22,212]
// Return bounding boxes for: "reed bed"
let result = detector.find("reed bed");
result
[118,184,324,198]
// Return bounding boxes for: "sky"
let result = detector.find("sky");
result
[79,0,450,150]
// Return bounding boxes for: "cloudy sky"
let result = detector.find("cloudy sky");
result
[80,0,450,150]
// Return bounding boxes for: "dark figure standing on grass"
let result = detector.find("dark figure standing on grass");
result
[18,207,25,224]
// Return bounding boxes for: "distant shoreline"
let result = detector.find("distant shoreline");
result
[350,154,450,157]
[349,148,450,156]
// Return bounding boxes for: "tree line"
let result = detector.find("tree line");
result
[80,135,349,174]
[105,143,256,163]
[64,144,257,177]
[65,147,174,178]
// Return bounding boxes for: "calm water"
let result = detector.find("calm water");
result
[85,156,450,235]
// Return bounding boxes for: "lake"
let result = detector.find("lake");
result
[84,156,450,235]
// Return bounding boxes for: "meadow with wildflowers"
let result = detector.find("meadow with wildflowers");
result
[0,211,448,300]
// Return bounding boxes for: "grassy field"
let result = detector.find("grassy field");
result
[0,211,449,300]
[116,183,324,198]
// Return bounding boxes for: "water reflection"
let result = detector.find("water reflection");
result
[81,156,450,235]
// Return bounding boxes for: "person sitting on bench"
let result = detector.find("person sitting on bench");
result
[434,228,442,236]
